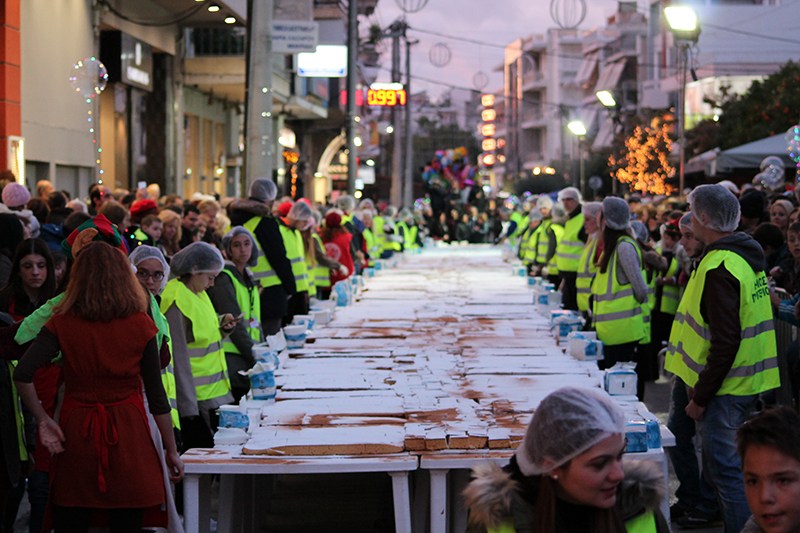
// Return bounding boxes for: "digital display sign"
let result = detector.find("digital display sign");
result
[367,82,407,107]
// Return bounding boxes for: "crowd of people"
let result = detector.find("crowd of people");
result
[0,170,797,533]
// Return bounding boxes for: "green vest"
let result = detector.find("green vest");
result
[243,216,281,288]
[279,223,309,293]
[659,253,680,315]
[310,233,331,289]
[641,268,656,345]
[373,216,388,252]
[519,226,537,264]
[407,225,420,249]
[7,362,28,462]
[555,212,585,273]
[576,235,598,312]
[488,510,657,533]
[363,227,379,257]
[509,212,525,245]
[160,279,231,403]
[219,269,262,355]
[535,220,552,265]
[547,224,564,275]
[396,221,412,251]
[148,294,180,429]
[591,236,645,346]
[381,218,402,252]
[665,249,779,395]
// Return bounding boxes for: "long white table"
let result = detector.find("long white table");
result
[181,245,676,532]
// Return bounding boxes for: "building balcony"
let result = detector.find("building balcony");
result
[521,109,547,129]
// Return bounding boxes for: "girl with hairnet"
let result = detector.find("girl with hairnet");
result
[464,387,668,532]
[160,242,235,449]
[279,202,313,323]
[128,245,184,533]
[206,227,263,403]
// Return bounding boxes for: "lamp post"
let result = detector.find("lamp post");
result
[567,119,587,195]
[665,5,700,196]
[596,90,618,195]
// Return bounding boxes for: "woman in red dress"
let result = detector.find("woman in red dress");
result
[13,241,183,533]
[320,210,354,287]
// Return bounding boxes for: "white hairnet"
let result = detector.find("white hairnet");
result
[288,201,313,222]
[515,386,625,475]
[583,201,602,220]
[688,184,741,233]
[557,187,582,203]
[630,220,649,246]
[383,205,398,218]
[679,212,693,228]
[170,241,224,277]
[248,178,278,203]
[550,203,568,224]
[336,195,356,213]
[602,197,631,230]
[536,195,554,210]
[221,226,258,267]
[129,245,170,293]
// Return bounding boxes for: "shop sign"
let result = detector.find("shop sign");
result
[272,21,319,53]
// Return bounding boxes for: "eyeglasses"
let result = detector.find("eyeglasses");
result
[136,269,164,281]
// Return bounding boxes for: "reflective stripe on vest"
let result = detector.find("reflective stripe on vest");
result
[555,212,584,272]
[279,224,309,293]
[664,249,779,395]
[660,255,681,315]
[547,223,564,275]
[219,268,262,355]
[576,235,598,312]
[243,216,281,288]
[149,294,180,429]
[591,236,645,345]
[310,233,331,288]
[160,279,231,402]
[625,510,658,533]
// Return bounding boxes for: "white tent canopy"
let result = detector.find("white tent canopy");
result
[714,133,795,173]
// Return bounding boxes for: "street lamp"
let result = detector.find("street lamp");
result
[595,90,617,109]
[665,5,700,196]
[567,120,587,194]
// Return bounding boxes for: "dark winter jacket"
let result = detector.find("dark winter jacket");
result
[464,457,668,533]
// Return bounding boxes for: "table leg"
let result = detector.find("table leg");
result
[183,475,200,533]
[218,475,236,533]
[658,450,670,522]
[198,475,212,533]
[450,469,471,533]
[430,469,449,533]
[388,472,413,533]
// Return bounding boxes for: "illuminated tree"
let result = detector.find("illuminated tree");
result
[609,117,676,195]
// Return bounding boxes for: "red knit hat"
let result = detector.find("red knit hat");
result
[130,198,158,217]
[277,201,294,217]
[325,211,342,228]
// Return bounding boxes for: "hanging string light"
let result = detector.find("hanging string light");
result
[69,57,108,184]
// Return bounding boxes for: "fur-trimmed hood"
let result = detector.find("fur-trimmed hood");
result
[463,459,665,530]
[228,198,272,227]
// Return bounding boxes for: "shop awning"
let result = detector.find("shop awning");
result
[715,133,794,173]
[593,60,626,94]
[574,52,599,88]
[592,118,615,151]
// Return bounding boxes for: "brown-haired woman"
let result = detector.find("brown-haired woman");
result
[158,208,182,259]
[13,241,183,532]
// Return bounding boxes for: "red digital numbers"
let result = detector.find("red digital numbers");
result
[367,88,407,107]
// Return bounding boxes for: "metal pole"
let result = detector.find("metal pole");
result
[244,0,274,187]
[346,0,358,194]
[403,35,416,208]
[579,137,586,195]
[678,43,687,196]
[390,24,402,206]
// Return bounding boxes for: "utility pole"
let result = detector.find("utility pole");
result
[389,20,404,206]
[346,0,358,194]
[403,36,417,208]
[244,0,275,188]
